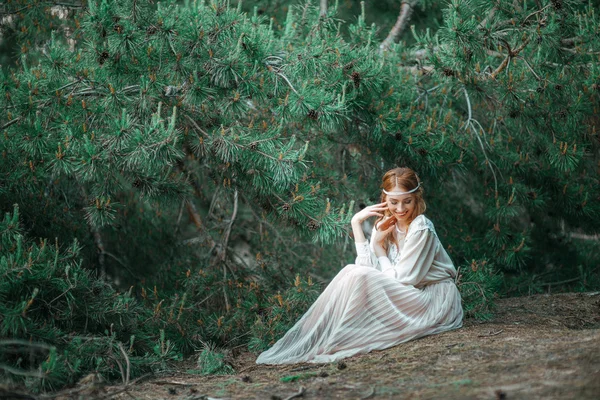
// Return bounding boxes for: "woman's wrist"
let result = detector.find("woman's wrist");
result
[350,216,363,226]
[372,243,386,257]
[351,219,366,243]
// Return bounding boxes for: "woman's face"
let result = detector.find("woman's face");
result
[385,187,415,223]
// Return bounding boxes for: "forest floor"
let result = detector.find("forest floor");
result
[77,292,600,399]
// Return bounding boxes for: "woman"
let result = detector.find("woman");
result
[256,167,463,364]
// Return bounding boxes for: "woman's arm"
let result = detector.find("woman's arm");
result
[387,228,436,285]
[350,203,388,268]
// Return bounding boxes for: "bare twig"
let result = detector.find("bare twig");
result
[0,340,53,351]
[380,1,418,52]
[220,189,238,262]
[522,4,550,26]
[94,373,154,400]
[218,189,238,312]
[185,114,210,138]
[174,198,186,235]
[561,37,582,46]
[360,386,376,399]
[320,0,327,18]
[1,117,21,129]
[275,72,299,95]
[463,87,498,198]
[517,56,541,81]
[117,343,130,386]
[541,276,583,287]
[0,364,46,378]
[490,37,530,79]
[283,386,306,400]
[478,329,504,337]
[566,232,600,241]
[152,380,198,386]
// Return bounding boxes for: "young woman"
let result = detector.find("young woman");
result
[256,167,463,364]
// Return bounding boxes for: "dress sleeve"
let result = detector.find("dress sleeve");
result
[387,228,437,285]
[353,225,381,269]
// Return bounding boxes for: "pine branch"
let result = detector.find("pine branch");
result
[521,4,550,26]
[208,189,239,313]
[1,118,21,130]
[380,1,418,53]
[463,87,498,199]
[185,200,216,248]
[490,37,530,79]
[185,115,210,138]
[219,189,238,263]
[320,0,327,18]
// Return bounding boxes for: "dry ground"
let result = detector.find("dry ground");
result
[40,292,600,399]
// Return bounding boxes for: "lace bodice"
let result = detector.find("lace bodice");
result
[354,215,455,286]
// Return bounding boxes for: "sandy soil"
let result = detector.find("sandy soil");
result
[51,292,600,399]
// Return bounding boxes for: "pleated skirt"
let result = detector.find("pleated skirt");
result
[256,264,463,364]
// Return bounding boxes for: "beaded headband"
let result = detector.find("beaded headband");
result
[382,174,421,196]
[382,182,420,196]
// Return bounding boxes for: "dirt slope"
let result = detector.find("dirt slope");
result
[69,292,600,399]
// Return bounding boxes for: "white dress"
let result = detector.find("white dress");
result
[255,214,463,364]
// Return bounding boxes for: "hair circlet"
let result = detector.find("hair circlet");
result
[382,182,421,196]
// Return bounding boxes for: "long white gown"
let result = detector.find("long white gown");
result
[255,214,463,364]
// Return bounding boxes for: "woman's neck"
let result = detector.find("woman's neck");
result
[396,221,409,233]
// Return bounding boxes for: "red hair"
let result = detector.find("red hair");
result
[378,167,426,227]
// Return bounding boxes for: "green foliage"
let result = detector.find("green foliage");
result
[280,371,319,382]
[457,259,503,320]
[0,205,167,392]
[249,275,320,352]
[0,0,599,391]
[196,345,235,375]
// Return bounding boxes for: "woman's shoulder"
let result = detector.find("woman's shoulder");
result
[407,214,437,237]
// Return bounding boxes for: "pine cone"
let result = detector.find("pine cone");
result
[351,71,361,88]
[551,0,562,10]
[442,67,455,77]
[282,203,291,211]
[463,48,473,61]
[307,109,318,120]
[307,220,320,231]
[98,51,109,65]
[249,142,258,150]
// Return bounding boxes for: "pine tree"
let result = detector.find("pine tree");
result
[1,0,599,391]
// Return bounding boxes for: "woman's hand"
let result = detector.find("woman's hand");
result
[350,202,388,226]
[351,202,388,245]
[371,217,395,257]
